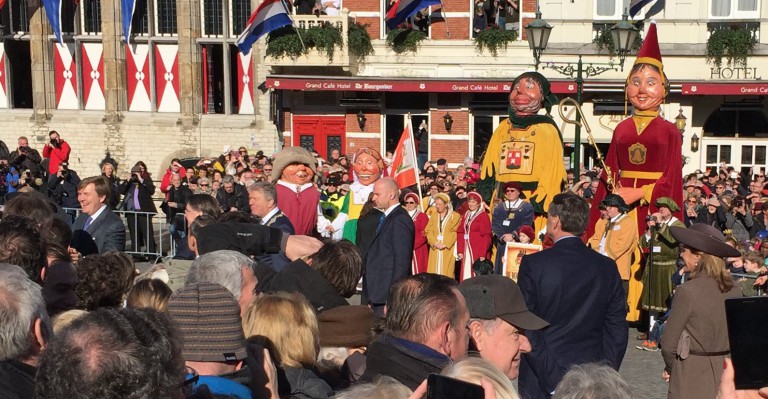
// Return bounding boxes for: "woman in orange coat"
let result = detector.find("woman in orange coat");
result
[403,192,429,274]
[457,191,492,281]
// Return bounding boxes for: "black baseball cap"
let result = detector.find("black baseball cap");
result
[458,275,549,330]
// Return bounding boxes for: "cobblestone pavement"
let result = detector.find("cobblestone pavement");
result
[620,329,668,399]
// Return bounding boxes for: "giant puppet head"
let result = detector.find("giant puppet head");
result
[271,146,317,185]
[508,71,559,117]
[626,22,668,113]
[352,147,384,186]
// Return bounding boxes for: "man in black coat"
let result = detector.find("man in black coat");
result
[120,165,158,253]
[362,177,414,317]
[216,175,248,213]
[517,193,627,399]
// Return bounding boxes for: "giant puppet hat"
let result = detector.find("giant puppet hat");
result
[626,21,664,114]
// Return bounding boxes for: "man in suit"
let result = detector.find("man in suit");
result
[248,181,293,271]
[363,177,415,317]
[73,176,126,254]
[517,193,627,399]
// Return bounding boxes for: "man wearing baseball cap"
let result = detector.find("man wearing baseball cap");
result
[458,275,548,379]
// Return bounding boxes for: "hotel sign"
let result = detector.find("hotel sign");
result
[267,78,578,94]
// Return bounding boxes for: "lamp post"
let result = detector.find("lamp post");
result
[443,112,454,132]
[690,133,699,153]
[525,9,639,170]
[675,108,687,139]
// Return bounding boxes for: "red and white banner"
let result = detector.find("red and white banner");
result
[389,120,419,189]
[54,43,78,109]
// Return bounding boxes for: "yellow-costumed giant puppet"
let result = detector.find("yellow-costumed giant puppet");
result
[478,72,567,241]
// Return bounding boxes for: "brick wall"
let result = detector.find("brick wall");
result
[356,17,381,40]
[345,110,381,133]
[432,18,470,40]
[283,110,292,131]
[345,0,379,11]
[430,110,469,135]
[432,139,469,164]
[441,0,470,12]
[346,137,380,155]
[521,0,537,14]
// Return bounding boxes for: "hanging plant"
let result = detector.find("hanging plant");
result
[348,22,375,61]
[474,27,517,57]
[706,26,756,68]
[593,26,643,56]
[386,27,427,54]
[266,23,343,61]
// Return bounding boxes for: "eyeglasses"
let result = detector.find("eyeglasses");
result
[505,189,518,193]
[181,366,199,394]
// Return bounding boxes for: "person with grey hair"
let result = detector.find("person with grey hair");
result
[185,249,257,317]
[332,376,411,399]
[217,174,248,212]
[0,263,52,397]
[248,181,294,272]
[552,363,632,399]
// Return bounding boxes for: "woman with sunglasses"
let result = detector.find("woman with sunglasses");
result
[403,192,429,274]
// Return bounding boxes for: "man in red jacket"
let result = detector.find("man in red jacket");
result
[42,131,71,177]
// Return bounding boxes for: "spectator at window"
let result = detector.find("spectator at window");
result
[473,6,487,37]
[321,0,340,15]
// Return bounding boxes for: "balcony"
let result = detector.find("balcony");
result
[265,10,358,73]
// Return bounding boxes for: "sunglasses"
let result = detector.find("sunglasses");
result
[405,201,416,204]
[505,189,518,193]
[687,200,696,204]
[264,168,273,172]
[200,184,209,187]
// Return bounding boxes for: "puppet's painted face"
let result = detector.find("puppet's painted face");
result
[353,152,382,186]
[509,77,544,116]
[627,65,664,112]
[281,162,314,185]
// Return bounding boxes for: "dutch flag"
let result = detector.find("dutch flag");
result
[385,0,442,30]
[236,0,293,55]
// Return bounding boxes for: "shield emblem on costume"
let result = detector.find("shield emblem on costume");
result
[628,143,647,165]
[506,149,523,169]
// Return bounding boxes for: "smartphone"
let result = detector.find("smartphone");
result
[725,297,768,389]
[426,374,484,399]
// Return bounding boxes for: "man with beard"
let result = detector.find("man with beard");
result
[478,72,567,242]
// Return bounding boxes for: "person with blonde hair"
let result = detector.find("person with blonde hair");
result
[660,223,742,399]
[332,376,411,399]
[425,192,461,277]
[442,357,520,399]
[51,309,88,334]
[243,292,333,399]
[126,279,173,312]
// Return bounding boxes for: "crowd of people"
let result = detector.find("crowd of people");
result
[3,22,768,399]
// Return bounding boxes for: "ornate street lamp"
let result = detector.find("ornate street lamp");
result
[675,109,687,138]
[610,10,640,69]
[524,7,552,71]
[357,111,367,131]
[443,112,454,132]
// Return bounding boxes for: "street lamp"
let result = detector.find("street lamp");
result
[357,111,367,131]
[675,108,687,138]
[525,7,552,71]
[443,112,454,132]
[525,8,639,169]
[691,132,699,153]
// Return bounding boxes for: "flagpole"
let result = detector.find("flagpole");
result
[280,0,306,52]
[407,113,424,203]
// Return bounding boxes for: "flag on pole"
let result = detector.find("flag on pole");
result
[629,0,665,18]
[0,0,6,12]
[42,0,63,43]
[236,0,293,55]
[122,0,136,42]
[389,120,419,189]
[385,0,442,30]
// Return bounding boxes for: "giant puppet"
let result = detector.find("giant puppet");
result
[272,146,320,236]
[325,147,385,243]
[478,71,567,240]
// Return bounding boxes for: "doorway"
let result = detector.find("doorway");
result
[292,115,345,159]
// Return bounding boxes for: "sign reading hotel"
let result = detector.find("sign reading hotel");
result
[710,67,762,80]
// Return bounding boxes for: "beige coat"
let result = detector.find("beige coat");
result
[660,277,741,399]
[588,213,640,280]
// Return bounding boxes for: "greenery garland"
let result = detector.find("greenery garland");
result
[386,28,428,54]
[593,26,643,56]
[705,26,756,68]
[474,27,517,57]
[266,21,377,62]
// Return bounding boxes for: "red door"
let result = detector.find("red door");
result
[292,116,346,160]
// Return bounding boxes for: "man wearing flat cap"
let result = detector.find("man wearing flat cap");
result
[459,275,548,380]
[588,194,641,320]
[637,196,685,350]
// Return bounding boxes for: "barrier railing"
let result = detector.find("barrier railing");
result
[63,208,173,261]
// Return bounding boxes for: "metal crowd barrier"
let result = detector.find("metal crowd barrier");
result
[63,208,173,261]
[733,273,766,296]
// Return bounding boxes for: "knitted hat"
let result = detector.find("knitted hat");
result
[271,147,317,183]
[517,225,535,242]
[168,282,248,362]
[318,305,375,348]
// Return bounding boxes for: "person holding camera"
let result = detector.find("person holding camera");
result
[637,197,684,351]
[696,196,728,231]
[725,196,753,243]
[120,161,158,254]
[8,136,42,180]
[47,162,81,210]
[42,130,71,177]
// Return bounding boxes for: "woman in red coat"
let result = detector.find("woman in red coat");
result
[404,192,429,274]
[457,191,492,281]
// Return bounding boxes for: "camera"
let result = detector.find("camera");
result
[19,146,31,153]
[50,138,60,149]
[645,215,658,224]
